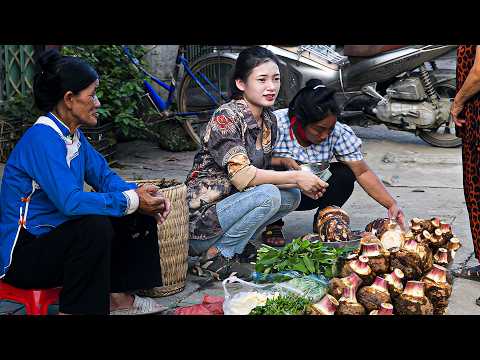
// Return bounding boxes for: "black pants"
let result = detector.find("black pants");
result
[272,162,356,230]
[3,214,162,315]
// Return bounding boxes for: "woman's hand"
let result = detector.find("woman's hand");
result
[450,99,466,127]
[135,185,171,224]
[281,158,301,170]
[294,171,328,199]
[387,203,406,230]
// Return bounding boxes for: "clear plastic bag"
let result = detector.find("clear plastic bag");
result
[273,274,329,303]
[222,276,280,315]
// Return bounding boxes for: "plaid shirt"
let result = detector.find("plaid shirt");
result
[272,108,363,163]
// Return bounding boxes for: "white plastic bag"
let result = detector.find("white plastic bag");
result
[222,275,279,315]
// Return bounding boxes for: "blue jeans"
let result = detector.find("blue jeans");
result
[189,184,301,259]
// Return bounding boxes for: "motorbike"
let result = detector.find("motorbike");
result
[261,45,459,148]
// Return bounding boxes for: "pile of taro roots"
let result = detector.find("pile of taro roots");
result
[312,214,461,315]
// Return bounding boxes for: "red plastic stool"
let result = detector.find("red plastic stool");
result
[0,280,61,315]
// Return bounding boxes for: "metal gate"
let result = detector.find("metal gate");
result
[0,45,36,104]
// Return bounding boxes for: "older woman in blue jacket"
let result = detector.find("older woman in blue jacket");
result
[0,49,170,315]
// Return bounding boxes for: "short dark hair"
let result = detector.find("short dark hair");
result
[33,49,99,112]
[288,79,340,126]
[230,46,281,100]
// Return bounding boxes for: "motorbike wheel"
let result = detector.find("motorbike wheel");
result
[418,80,462,148]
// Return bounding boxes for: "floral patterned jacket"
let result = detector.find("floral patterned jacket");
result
[185,99,277,241]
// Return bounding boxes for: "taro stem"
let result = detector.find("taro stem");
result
[350,256,371,275]
[370,276,389,293]
[434,248,449,265]
[385,268,404,289]
[402,239,418,253]
[316,294,339,315]
[340,285,357,303]
[425,264,447,284]
[447,238,461,252]
[403,281,425,298]
[361,243,381,257]
[344,272,362,292]
[378,303,394,315]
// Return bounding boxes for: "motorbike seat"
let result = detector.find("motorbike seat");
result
[343,45,407,58]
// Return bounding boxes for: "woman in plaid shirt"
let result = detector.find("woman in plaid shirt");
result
[262,79,405,246]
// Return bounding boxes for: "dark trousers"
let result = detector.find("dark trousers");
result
[3,214,162,315]
[272,162,356,230]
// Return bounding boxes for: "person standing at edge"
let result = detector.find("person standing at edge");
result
[450,45,480,307]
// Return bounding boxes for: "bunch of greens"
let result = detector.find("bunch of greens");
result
[254,238,354,278]
[249,294,311,315]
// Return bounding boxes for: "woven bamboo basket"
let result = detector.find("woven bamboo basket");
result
[132,179,189,297]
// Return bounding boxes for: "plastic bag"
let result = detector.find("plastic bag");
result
[222,276,280,315]
[273,274,329,303]
[251,270,303,284]
[174,295,224,315]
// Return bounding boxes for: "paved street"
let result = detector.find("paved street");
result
[2,49,479,315]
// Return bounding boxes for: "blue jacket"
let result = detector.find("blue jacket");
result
[0,113,137,278]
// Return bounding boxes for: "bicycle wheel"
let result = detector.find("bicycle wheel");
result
[177,55,236,146]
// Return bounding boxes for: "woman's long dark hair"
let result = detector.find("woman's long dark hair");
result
[229,46,281,100]
[288,79,340,125]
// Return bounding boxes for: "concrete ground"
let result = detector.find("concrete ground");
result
[2,49,478,315]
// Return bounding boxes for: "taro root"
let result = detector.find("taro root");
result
[447,238,461,263]
[308,294,339,315]
[403,238,433,274]
[421,264,452,315]
[365,218,390,238]
[300,233,318,242]
[370,303,394,315]
[416,242,434,274]
[433,228,447,248]
[433,248,449,267]
[316,205,350,226]
[384,268,405,299]
[447,237,461,252]
[339,255,375,285]
[389,242,423,281]
[329,272,363,300]
[360,233,382,246]
[377,220,404,250]
[357,276,391,312]
[394,281,433,315]
[317,215,352,242]
[361,243,390,275]
[439,222,453,243]
[336,285,366,315]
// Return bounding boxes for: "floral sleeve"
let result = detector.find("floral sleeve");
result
[205,108,257,191]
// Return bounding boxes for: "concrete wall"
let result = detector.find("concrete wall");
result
[142,45,179,97]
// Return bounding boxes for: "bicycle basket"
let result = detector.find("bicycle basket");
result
[299,45,349,67]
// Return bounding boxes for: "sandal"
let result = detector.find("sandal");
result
[196,253,237,281]
[110,295,167,315]
[451,265,480,282]
[262,225,286,247]
[238,242,258,263]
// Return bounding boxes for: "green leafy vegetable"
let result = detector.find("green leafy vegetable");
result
[254,238,355,278]
[249,294,311,315]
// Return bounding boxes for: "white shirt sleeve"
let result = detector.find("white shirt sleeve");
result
[122,189,140,215]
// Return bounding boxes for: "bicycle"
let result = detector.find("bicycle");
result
[121,45,238,146]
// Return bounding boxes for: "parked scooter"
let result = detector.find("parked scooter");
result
[263,45,458,148]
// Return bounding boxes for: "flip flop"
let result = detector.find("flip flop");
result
[262,225,286,247]
[451,265,480,282]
